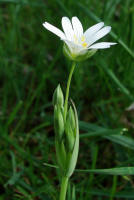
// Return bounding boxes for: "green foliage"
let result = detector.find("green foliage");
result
[1,0,134,199]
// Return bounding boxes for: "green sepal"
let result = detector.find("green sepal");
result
[53,84,64,107]
[63,43,97,62]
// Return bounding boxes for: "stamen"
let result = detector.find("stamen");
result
[74,34,78,44]
[82,42,88,48]
[81,35,85,42]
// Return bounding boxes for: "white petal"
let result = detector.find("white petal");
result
[64,39,82,49]
[72,17,83,39]
[84,22,104,38]
[61,17,74,41]
[43,22,66,40]
[87,26,111,46]
[88,42,117,49]
[63,39,83,54]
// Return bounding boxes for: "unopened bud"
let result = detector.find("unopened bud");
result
[54,105,64,140]
[68,106,76,133]
[53,84,64,107]
[65,107,76,151]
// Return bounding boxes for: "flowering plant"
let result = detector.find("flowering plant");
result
[43,16,116,200]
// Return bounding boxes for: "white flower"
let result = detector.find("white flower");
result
[43,16,116,61]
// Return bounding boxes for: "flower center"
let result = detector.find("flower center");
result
[82,42,88,48]
[81,36,85,42]
[73,35,88,48]
[81,36,87,48]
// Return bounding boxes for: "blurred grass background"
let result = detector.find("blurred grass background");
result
[0,0,134,199]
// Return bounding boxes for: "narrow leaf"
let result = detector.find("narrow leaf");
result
[76,167,134,175]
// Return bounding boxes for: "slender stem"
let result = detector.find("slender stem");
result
[59,176,69,200]
[64,61,76,121]
[59,62,75,200]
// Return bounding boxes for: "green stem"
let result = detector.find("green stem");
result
[64,61,76,121]
[59,176,69,200]
[59,62,76,200]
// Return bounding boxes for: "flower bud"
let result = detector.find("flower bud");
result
[68,106,76,133]
[54,105,64,140]
[65,102,79,178]
[65,107,76,151]
[53,84,64,107]
[63,43,97,62]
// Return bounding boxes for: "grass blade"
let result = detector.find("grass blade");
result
[76,167,134,175]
